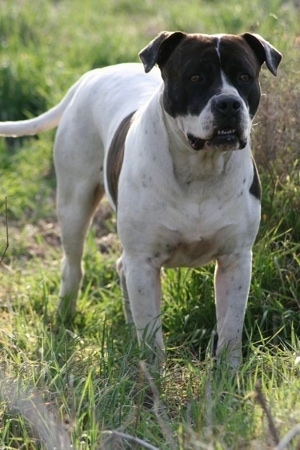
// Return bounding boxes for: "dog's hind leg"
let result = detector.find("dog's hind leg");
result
[56,182,104,322]
[53,119,105,322]
[116,254,134,324]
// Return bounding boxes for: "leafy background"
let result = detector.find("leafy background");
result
[0,0,299,448]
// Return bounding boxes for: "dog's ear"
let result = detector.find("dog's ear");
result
[139,31,186,73]
[242,33,282,76]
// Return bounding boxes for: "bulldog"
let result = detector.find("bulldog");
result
[0,31,281,367]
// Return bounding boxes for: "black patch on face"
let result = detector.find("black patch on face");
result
[160,36,223,117]
[106,112,136,207]
[249,158,261,200]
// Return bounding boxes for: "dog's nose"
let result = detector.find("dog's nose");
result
[213,95,242,116]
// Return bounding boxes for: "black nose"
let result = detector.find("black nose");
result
[213,94,242,116]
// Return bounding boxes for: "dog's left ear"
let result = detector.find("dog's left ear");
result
[242,33,282,76]
[139,31,186,73]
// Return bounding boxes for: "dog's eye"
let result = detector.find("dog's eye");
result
[190,74,202,83]
[239,73,251,83]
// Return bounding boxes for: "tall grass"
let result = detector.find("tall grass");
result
[0,0,299,448]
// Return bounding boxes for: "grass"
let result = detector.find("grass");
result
[0,0,300,448]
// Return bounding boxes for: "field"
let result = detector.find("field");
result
[0,0,299,448]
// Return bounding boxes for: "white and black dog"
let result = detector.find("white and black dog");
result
[0,32,281,367]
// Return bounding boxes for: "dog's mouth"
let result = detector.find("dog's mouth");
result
[187,128,247,151]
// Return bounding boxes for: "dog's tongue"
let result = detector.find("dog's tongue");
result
[187,133,205,151]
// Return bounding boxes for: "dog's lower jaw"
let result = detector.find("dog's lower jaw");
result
[187,132,248,152]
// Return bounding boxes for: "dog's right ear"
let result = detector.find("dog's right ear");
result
[139,31,186,73]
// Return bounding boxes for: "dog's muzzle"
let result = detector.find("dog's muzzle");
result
[187,94,248,151]
[187,129,247,151]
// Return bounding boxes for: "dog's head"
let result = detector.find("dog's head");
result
[139,32,281,152]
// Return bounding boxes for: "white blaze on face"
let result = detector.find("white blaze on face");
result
[216,35,252,135]
[219,70,252,139]
[215,34,224,59]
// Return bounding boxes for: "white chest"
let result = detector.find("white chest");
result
[147,194,254,268]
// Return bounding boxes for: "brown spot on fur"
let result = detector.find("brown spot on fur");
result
[106,112,136,207]
[249,158,261,200]
[92,184,105,211]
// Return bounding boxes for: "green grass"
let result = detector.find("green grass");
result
[0,0,300,448]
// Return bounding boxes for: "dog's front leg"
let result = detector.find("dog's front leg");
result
[214,251,252,368]
[122,255,165,364]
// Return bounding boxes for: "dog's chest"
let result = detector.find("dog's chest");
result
[149,197,246,268]
[163,236,219,268]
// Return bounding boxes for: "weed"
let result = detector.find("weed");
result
[0,0,299,448]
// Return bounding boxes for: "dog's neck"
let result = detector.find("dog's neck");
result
[163,110,241,185]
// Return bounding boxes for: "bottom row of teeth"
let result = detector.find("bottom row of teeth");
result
[217,129,236,135]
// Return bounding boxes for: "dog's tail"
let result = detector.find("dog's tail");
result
[0,77,82,137]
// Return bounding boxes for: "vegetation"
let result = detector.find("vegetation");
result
[0,0,299,448]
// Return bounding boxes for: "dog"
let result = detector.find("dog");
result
[0,31,281,368]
